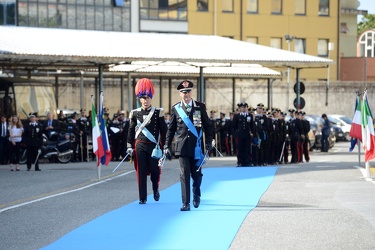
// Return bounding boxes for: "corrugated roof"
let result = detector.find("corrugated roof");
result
[0,26,333,69]
[109,61,281,78]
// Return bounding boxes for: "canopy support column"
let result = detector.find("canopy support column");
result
[120,75,124,110]
[296,68,301,110]
[199,66,204,103]
[127,73,132,112]
[232,78,236,111]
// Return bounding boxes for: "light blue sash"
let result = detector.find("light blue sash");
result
[137,120,157,143]
[175,103,204,165]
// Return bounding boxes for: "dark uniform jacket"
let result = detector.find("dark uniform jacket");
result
[77,117,91,135]
[166,100,213,157]
[232,113,254,138]
[254,113,268,141]
[289,117,303,140]
[127,107,167,147]
[302,119,310,137]
[24,122,43,147]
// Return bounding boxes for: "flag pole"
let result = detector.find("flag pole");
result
[365,161,371,178]
[358,141,361,167]
[98,164,101,180]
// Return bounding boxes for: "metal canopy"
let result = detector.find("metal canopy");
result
[0,26,333,71]
[108,61,281,78]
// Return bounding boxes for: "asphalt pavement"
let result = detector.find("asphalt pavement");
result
[1,141,375,250]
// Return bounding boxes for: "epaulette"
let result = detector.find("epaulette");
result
[172,102,180,107]
[157,107,164,117]
[129,108,140,119]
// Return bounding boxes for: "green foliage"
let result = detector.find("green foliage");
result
[358,14,375,36]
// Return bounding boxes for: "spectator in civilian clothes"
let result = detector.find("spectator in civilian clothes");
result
[8,115,23,171]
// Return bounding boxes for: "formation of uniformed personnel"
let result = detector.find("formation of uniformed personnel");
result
[77,108,91,162]
[24,113,43,171]
[232,102,254,166]
[127,78,168,205]
[164,80,213,211]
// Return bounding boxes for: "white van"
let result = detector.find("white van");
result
[328,115,352,141]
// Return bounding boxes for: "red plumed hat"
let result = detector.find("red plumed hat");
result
[135,78,155,98]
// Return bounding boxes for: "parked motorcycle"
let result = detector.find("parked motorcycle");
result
[20,131,74,164]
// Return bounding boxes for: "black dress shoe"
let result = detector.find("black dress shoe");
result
[193,195,200,208]
[35,169,41,171]
[180,204,190,211]
[153,190,160,201]
[139,199,147,204]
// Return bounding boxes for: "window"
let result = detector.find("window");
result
[247,0,258,13]
[0,0,16,25]
[358,31,375,57]
[318,39,328,56]
[246,37,258,44]
[140,0,187,20]
[319,0,329,16]
[270,38,282,49]
[294,38,306,54]
[271,0,282,14]
[295,0,305,15]
[197,0,208,11]
[340,23,349,33]
[16,0,130,31]
[222,0,233,12]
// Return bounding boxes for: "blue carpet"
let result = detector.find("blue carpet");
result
[42,167,277,250]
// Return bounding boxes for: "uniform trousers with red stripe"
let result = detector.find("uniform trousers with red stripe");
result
[135,141,161,201]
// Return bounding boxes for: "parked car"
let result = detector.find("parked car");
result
[328,115,352,141]
[331,125,346,142]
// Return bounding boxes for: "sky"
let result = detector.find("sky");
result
[357,0,375,22]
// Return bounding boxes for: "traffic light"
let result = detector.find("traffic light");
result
[293,81,305,109]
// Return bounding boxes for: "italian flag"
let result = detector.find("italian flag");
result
[91,98,105,166]
[349,95,362,141]
[361,92,375,162]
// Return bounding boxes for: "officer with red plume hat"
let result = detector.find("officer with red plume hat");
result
[127,78,168,204]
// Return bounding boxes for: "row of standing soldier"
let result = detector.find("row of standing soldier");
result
[210,102,311,167]
[62,109,130,162]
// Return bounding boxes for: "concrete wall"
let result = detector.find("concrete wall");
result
[55,78,375,120]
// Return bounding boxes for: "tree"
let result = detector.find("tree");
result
[358,14,375,35]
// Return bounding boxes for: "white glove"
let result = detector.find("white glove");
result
[163,148,171,157]
[126,148,133,156]
[212,139,216,148]
[38,149,42,154]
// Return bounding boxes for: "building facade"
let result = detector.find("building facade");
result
[0,0,369,82]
